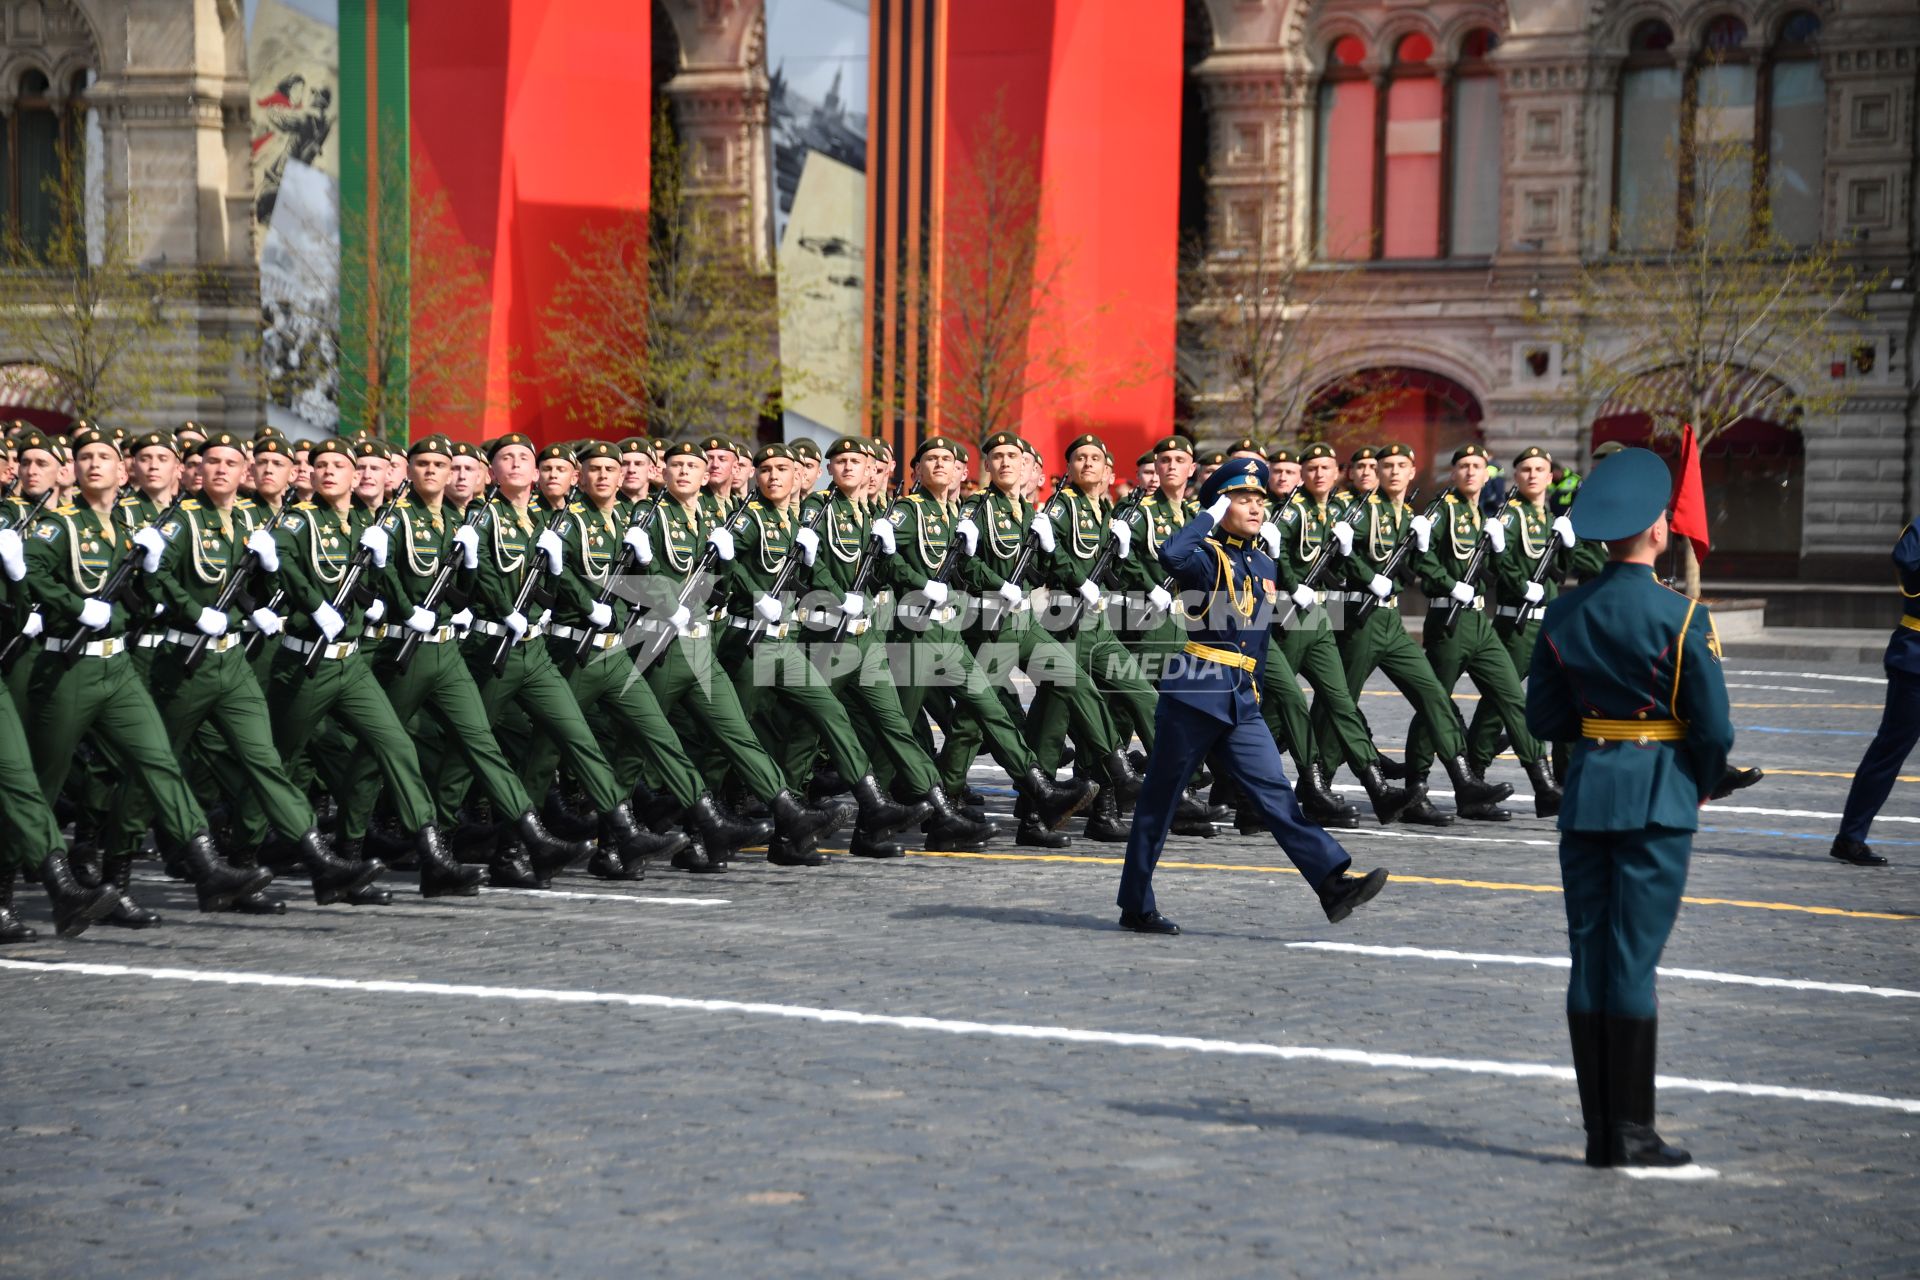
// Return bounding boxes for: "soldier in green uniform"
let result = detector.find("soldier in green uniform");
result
[1323,442,1513,825]
[700,434,740,521]
[1409,444,1558,818]
[1527,446,1731,1169]
[617,436,653,514]
[1111,435,1197,677]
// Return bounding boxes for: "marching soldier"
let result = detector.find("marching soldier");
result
[1830,518,1920,867]
[1526,446,1731,1169]
[1111,434,1197,676]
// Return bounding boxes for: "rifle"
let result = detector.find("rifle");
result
[1277,487,1411,630]
[1435,493,1498,637]
[302,483,411,673]
[181,496,294,674]
[982,479,1065,633]
[392,485,497,674]
[630,494,760,672]
[1508,501,1565,615]
[0,487,59,673]
[490,488,577,676]
[569,493,659,666]
[1056,485,1145,633]
[1353,489,1446,627]
[747,497,828,645]
[828,492,910,643]
[56,491,188,668]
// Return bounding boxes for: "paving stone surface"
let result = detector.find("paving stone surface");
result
[2,656,1916,1278]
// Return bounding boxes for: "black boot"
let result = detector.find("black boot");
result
[1297,765,1359,829]
[1171,788,1219,839]
[487,832,544,889]
[297,828,385,906]
[68,840,103,890]
[98,854,162,929]
[1020,765,1097,832]
[670,832,727,874]
[852,774,931,841]
[326,838,392,906]
[1234,807,1265,836]
[1604,1015,1691,1167]
[588,847,642,880]
[0,866,39,944]
[923,786,996,848]
[1376,755,1407,781]
[1316,865,1388,923]
[222,844,288,915]
[540,783,600,839]
[180,831,275,914]
[599,803,688,876]
[849,826,906,858]
[40,848,120,937]
[418,826,485,898]
[1357,761,1411,826]
[515,810,593,877]
[1445,754,1513,809]
[1399,784,1454,827]
[1082,787,1131,843]
[1014,794,1070,849]
[1568,1011,1611,1167]
[688,793,771,859]
[1103,749,1144,808]
[1525,758,1563,819]
[766,833,827,866]
[771,789,850,847]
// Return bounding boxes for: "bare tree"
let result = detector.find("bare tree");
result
[542,107,782,441]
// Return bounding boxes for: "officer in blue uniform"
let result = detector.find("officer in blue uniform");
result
[1831,520,1920,867]
[1114,456,1388,935]
[1526,447,1734,1169]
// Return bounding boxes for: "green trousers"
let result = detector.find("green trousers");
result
[1077,621,1159,756]
[892,624,1037,793]
[1265,614,1379,777]
[0,674,64,871]
[266,646,436,836]
[1408,609,1544,782]
[525,636,707,808]
[780,623,939,796]
[957,613,1114,780]
[644,633,788,802]
[24,649,207,846]
[1464,619,1547,773]
[720,627,872,783]
[1332,606,1467,767]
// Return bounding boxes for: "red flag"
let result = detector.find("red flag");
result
[1669,423,1710,567]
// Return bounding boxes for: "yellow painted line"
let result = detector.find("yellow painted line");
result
[907,850,1919,921]
[1767,768,1920,783]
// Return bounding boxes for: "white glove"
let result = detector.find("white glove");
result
[358,525,389,568]
[407,605,437,634]
[707,527,735,561]
[1289,584,1316,612]
[1258,522,1281,559]
[1552,516,1576,549]
[536,527,566,574]
[312,601,344,641]
[504,610,528,639]
[954,518,980,556]
[1331,522,1354,556]
[133,526,168,573]
[22,610,43,638]
[922,580,949,606]
[250,607,282,636]
[869,520,896,554]
[588,601,613,629]
[1449,581,1476,606]
[1484,520,1506,555]
[246,528,280,573]
[1205,495,1232,524]
[452,525,480,568]
[839,592,865,619]
[195,606,228,637]
[449,608,474,633]
[1028,513,1055,554]
[1523,581,1546,605]
[0,527,23,582]
[621,525,653,566]
[669,605,693,635]
[753,595,783,624]
[1107,520,1131,558]
[1409,515,1432,553]
[1148,585,1173,613]
[1369,573,1394,600]
[996,581,1023,607]
[78,597,111,630]
[364,597,387,625]
[1077,579,1101,605]
[794,526,820,566]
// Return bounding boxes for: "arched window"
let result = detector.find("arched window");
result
[1689,15,1755,246]
[1765,11,1824,244]
[1314,36,1374,259]
[1614,20,1680,250]
[1449,28,1501,256]
[3,68,79,258]
[1382,33,1441,258]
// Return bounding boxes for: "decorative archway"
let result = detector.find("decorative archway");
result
[0,362,79,433]
[1305,365,1483,487]
[1592,412,1805,562]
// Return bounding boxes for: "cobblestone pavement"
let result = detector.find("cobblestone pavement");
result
[3,656,1916,1278]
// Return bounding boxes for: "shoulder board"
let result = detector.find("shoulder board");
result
[1443,493,1461,506]
[293,501,317,511]
[748,500,764,511]
[179,498,201,511]
[234,496,257,510]
[907,494,925,505]
[54,504,78,516]
[394,497,413,510]
[1367,493,1382,505]
[116,495,143,508]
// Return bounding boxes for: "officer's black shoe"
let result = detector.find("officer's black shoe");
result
[1603,1015,1690,1168]
[671,833,728,874]
[487,839,544,890]
[1022,766,1098,831]
[418,826,485,898]
[688,793,772,858]
[1567,1011,1611,1168]
[99,854,161,930]
[1357,762,1412,826]
[181,831,275,914]
[1399,787,1455,827]
[923,787,996,846]
[588,848,642,880]
[1710,765,1765,801]
[772,789,851,847]
[1317,866,1388,923]
[515,811,592,876]
[1445,754,1513,809]
[1376,754,1408,781]
[852,774,932,841]
[1829,835,1889,867]
[1083,788,1132,843]
[1118,909,1180,935]
[1103,749,1145,807]
[40,848,120,938]
[849,826,906,858]
[222,844,289,914]
[0,867,40,944]
[766,834,827,867]
[1524,759,1563,819]
[601,803,688,874]
[540,784,600,840]
[297,828,386,906]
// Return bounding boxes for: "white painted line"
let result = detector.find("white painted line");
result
[3,958,1916,1115]
[1725,683,1829,693]
[1711,804,1920,825]
[1736,671,1884,685]
[1286,941,1920,1000]
[1620,1165,1721,1181]
[1340,826,1558,850]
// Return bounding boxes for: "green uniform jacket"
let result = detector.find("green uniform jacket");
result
[1043,484,1116,593]
[1110,491,1194,599]
[1415,491,1499,601]
[272,500,384,637]
[368,496,474,625]
[722,495,801,620]
[148,497,276,631]
[882,490,981,597]
[798,488,888,598]
[1271,490,1347,594]
[463,496,565,623]
[24,503,133,639]
[549,498,641,630]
